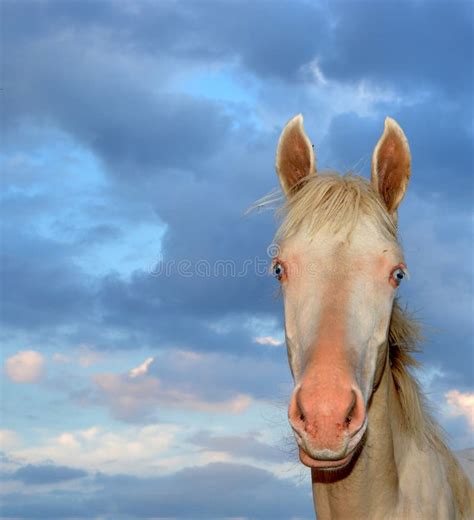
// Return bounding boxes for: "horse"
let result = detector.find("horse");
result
[268,114,473,519]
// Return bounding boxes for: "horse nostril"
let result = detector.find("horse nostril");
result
[344,390,356,430]
[343,388,366,435]
[288,388,307,431]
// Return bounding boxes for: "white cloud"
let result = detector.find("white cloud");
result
[445,390,474,430]
[254,336,283,347]
[129,357,154,378]
[3,423,298,480]
[4,350,45,383]
[244,317,284,348]
[303,59,328,86]
[10,424,180,476]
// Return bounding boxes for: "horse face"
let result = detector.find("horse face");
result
[274,115,411,469]
[275,221,406,468]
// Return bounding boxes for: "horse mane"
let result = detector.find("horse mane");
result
[389,302,472,515]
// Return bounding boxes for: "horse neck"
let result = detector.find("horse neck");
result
[311,353,404,520]
[311,345,473,520]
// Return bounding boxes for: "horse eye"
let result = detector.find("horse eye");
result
[273,262,285,280]
[391,267,406,286]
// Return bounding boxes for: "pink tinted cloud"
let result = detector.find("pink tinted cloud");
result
[91,355,253,422]
[445,389,474,430]
[4,350,45,383]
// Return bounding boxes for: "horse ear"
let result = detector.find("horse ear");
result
[276,114,316,197]
[371,117,411,215]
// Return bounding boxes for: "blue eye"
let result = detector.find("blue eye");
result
[273,262,285,280]
[392,267,406,286]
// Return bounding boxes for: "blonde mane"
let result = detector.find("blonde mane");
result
[267,171,471,515]
[274,172,397,244]
[389,302,472,515]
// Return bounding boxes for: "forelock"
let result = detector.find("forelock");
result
[275,172,398,244]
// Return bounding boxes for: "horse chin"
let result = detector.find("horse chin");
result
[298,447,355,470]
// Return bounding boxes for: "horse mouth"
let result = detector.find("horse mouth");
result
[295,414,368,470]
[298,447,354,470]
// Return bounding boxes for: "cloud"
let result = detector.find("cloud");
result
[0,462,313,519]
[76,346,102,368]
[129,357,154,378]
[52,352,70,364]
[11,464,87,485]
[254,336,284,347]
[4,350,45,383]
[3,0,328,84]
[6,0,471,98]
[3,18,234,175]
[52,346,102,369]
[90,349,291,422]
[88,353,258,422]
[1,137,282,354]
[445,390,474,430]
[189,430,285,463]
[319,1,473,98]
[397,192,474,385]
[10,424,179,476]
[4,423,294,481]
[1,230,95,334]
[321,105,473,208]
[0,429,20,450]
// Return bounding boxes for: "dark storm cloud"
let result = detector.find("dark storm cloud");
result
[6,0,471,93]
[0,229,94,332]
[3,35,233,175]
[321,0,473,97]
[1,0,329,179]
[168,0,327,80]
[3,0,327,81]
[11,464,87,485]
[1,462,313,519]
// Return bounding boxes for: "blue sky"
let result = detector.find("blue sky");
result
[1,1,473,518]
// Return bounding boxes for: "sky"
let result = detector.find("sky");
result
[0,1,473,519]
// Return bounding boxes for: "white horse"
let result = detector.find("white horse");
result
[269,114,473,519]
